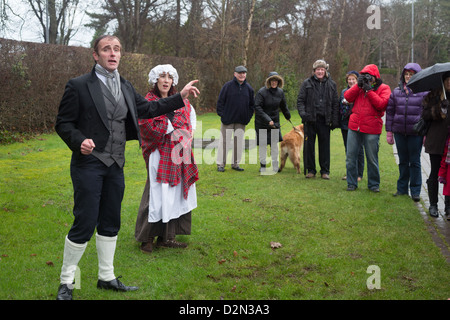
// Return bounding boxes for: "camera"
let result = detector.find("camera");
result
[362,74,373,83]
[358,73,374,89]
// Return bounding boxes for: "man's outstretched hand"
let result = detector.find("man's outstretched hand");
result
[180,80,200,99]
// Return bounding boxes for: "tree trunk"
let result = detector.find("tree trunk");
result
[243,0,256,66]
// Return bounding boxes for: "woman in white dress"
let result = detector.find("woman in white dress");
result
[135,64,198,253]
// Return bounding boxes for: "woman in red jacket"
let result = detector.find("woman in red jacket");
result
[438,127,450,220]
[344,64,391,192]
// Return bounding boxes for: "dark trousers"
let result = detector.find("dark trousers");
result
[427,153,450,209]
[394,134,422,196]
[303,118,330,175]
[68,155,124,244]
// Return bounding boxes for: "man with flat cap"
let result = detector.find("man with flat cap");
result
[216,66,255,172]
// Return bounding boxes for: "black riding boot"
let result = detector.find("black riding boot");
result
[427,179,439,217]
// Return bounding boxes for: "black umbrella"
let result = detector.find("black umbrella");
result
[407,62,450,98]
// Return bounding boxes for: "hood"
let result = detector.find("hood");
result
[360,64,380,79]
[403,62,422,74]
[399,62,422,86]
[265,72,284,89]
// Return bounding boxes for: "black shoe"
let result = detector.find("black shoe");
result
[370,187,380,193]
[56,284,73,300]
[217,167,225,172]
[445,208,450,220]
[97,276,139,292]
[232,166,244,171]
[429,206,439,218]
[393,192,407,197]
[411,195,420,202]
[347,185,357,191]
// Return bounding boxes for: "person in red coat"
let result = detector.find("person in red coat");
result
[438,128,450,220]
[344,64,391,192]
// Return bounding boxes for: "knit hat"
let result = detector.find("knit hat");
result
[148,64,179,86]
[346,71,359,83]
[313,59,329,70]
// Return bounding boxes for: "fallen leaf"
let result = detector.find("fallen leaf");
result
[231,285,236,292]
[270,241,282,249]
[218,259,226,264]
[242,198,252,202]
[46,261,54,266]
[30,253,37,257]
[233,251,238,257]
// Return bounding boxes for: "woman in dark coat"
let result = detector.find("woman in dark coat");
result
[422,72,450,217]
[385,63,428,202]
[254,72,291,172]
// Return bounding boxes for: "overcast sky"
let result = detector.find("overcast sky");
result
[2,1,102,47]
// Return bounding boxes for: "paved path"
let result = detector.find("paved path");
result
[392,144,450,263]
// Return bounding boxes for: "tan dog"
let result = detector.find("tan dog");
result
[279,124,304,173]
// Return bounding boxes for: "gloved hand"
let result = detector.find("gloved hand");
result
[362,81,373,92]
[439,176,447,184]
[357,75,365,88]
[386,132,394,145]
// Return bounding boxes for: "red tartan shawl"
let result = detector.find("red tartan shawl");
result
[139,92,198,199]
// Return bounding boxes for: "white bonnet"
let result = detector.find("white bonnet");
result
[148,64,179,86]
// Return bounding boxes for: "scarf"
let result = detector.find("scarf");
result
[403,83,411,95]
[95,64,121,101]
[139,92,199,199]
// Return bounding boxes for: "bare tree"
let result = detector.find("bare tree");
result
[88,0,160,52]
[26,0,81,45]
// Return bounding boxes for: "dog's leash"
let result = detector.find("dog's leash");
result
[287,119,303,133]
[287,119,295,129]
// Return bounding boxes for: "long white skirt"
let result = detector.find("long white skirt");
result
[148,149,197,223]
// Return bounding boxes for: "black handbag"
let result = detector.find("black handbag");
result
[413,117,431,136]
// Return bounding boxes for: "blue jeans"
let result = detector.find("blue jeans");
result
[394,133,422,196]
[346,130,380,190]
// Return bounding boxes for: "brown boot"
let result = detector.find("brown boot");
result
[156,238,187,248]
[140,239,154,254]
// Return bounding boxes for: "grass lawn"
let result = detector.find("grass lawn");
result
[0,112,449,301]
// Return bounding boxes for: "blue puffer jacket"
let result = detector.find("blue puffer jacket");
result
[385,63,428,135]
